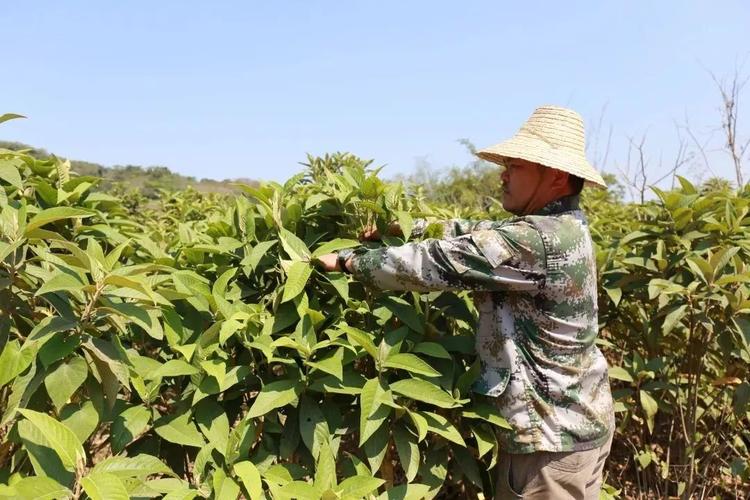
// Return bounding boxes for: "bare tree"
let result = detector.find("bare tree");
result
[587,103,614,173]
[617,128,691,204]
[709,66,749,188]
[677,113,718,186]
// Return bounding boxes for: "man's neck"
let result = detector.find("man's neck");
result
[531,194,581,216]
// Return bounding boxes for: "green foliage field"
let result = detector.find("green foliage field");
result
[0,117,748,499]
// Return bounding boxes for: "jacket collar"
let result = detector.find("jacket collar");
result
[532,194,581,216]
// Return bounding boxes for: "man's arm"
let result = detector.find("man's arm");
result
[363,218,496,241]
[413,218,497,239]
[323,220,545,293]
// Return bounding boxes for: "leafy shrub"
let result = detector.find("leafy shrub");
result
[0,139,508,499]
[594,178,750,497]
[1,113,748,498]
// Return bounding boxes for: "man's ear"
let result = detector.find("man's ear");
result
[550,169,570,190]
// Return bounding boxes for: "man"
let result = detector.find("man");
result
[318,105,615,499]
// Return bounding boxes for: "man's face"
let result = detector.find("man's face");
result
[499,158,546,214]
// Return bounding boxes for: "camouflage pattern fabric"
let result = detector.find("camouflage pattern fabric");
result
[345,195,615,453]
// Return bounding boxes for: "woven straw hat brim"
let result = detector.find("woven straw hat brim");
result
[476,106,607,189]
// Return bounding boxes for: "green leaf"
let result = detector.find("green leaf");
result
[407,409,428,442]
[282,261,313,302]
[710,246,740,280]
[161,487,198,500]
[247,379,301,418]
[16,419,74,484]
[396,211,414,241]
[60,401,99,444]
[359,378,389,446]
[279,228,311,261]
[276,481,320,500]
[608,366,634,382]
[0,113,25,124]
[685,256,712,284]
[470,424,496,459]
[45,356,88,411]
[325,272,349,302]
[299,395,330,460]
[234,461,263,500]
[35,269,87,298]
[0,340,35,387]
[384,353,440,377]
[306,348,344,381]
[195,400,230,456]
[246,240,277,269]
[315,441,337,491]
[339,324,379,360]
[376,483,432,500]
[452,444,482,487]
[0,160,23,189]
[18,409,85,470]
[25,207,93,234]
[411,342,452,359]
[393,426,419,481]
[337,475,385,499]
[212,268,237,299]
[605,286,622,306]
[421,411,466,446]
[111,405,151,453]
[213,469,241,500]
[662,304,688,335]
[311,238,359,258]
[150,359,199,379]
[153,410,205,448]
[390,378,458,408]
[381,297,423,333]
[363,422,389,472]
[81,472,130,500]
[462,402,512,429]
[27,316,78,344]
[92,454,174,478]
[639,390,658,433]
[0,476,70,500]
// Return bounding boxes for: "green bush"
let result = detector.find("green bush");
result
[1,113,748,498]
[0,141,510,499]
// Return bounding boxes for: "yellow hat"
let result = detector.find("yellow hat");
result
[476,105,607,188]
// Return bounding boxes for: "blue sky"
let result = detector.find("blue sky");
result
[3,1,749,190]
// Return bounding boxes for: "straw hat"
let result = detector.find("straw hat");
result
[476,105,607,188]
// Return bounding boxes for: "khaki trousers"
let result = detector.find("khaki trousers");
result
[494,433,613,500]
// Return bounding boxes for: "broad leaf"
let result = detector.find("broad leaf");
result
[247,379,301,418]
[18,409,85,470]
[153,411,205,448]
[279,228,310,261]
[111,405,151,453]
[0,476,70,500]
[234,461,263,500]
[282,261,313,302]
[393,426,419,481]
[311,238,359,258]
[44,356,88,411]
[384,353,440,377]
[81,472,129,500]
[390,378,458,408]
[25,207,93,234]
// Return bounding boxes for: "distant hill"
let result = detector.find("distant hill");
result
[0,140,258,197]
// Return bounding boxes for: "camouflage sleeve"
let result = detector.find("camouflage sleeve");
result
[411,218,495,239]
[351,220,545,292]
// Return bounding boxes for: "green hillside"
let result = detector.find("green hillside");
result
[0,140,258,197]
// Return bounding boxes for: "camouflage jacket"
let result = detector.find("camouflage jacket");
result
[346,195,614,453]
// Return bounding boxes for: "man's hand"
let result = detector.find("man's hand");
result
[359,222,402,241]
[316,253,352,273]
